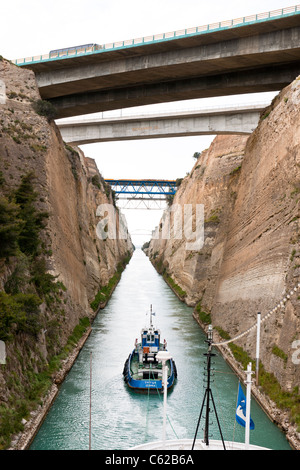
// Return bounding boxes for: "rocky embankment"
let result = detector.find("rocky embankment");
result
[0,58,133,449]
[146,79,300,448]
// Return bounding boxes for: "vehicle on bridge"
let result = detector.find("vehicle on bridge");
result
[49,43,102,59]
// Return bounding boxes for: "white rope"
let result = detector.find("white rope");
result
[212,282,300,347]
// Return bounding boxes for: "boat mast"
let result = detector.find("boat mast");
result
[150,304,153,327]
[192,325,226,450]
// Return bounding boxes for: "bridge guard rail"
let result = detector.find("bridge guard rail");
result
[13,5,300,66]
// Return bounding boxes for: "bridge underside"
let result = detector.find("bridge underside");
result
[58,108,262,144]
[105,179,176,195]
[116,196,168,210]
[20,16,300,119]
[49,64,299,119]
[105,179,176,210]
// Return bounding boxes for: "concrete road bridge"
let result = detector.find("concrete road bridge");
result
[57,103,266,144]
[13,5,300,119]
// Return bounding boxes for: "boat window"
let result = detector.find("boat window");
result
[147,334,155,343]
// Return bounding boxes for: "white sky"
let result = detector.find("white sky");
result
[1,0,294,245]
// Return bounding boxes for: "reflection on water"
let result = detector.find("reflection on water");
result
[30,249,291,450]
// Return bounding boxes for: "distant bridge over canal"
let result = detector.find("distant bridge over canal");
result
[58,103,265,144]
[105,179,177,210]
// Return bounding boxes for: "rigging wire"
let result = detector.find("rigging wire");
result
[212,282,300,347]
[207,282,299,446]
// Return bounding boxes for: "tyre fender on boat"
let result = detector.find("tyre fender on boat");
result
[173,360,177,379]
[123,355,130,379]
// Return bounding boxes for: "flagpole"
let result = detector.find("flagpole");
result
[245,362,253,450]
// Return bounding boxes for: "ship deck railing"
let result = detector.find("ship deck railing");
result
[130,354,171,380]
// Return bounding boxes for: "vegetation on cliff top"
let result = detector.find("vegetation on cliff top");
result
[32,99,57,121]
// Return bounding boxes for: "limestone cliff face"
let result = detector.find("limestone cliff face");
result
[44,137,133,323]
[148,134,249,306]
[147,80,300,393]
[0,57,133,439]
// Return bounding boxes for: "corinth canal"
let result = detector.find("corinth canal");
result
[30,249,291,450]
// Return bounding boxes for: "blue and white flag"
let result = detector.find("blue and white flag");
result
[236,383,255,430]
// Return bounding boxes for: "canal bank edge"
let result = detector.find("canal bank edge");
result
[147,253,300,450]
[193,312,300,451]
[9,253,297,451]
[9,326,92,450]
[7,252,133,450]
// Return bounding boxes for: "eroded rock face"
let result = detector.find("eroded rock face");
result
[148,134,249,306]
[147,80,300,392]
[0,58,133,412]
[0,57,133,327]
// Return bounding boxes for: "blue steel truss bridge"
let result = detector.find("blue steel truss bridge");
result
[105,179,177,209]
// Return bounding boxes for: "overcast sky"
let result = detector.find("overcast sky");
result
[1,0,294,245]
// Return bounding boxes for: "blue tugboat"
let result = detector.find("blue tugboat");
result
[123,306,177,392]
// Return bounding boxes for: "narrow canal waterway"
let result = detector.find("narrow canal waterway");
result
[30,249,291,450]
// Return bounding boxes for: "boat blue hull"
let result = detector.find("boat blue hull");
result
[123,350,177,392]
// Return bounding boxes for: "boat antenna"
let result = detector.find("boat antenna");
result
[192,325,226,450]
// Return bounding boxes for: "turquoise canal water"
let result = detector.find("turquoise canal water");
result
[30,249,291,450]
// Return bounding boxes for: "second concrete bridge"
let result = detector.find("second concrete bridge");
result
[57,103,265,145]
